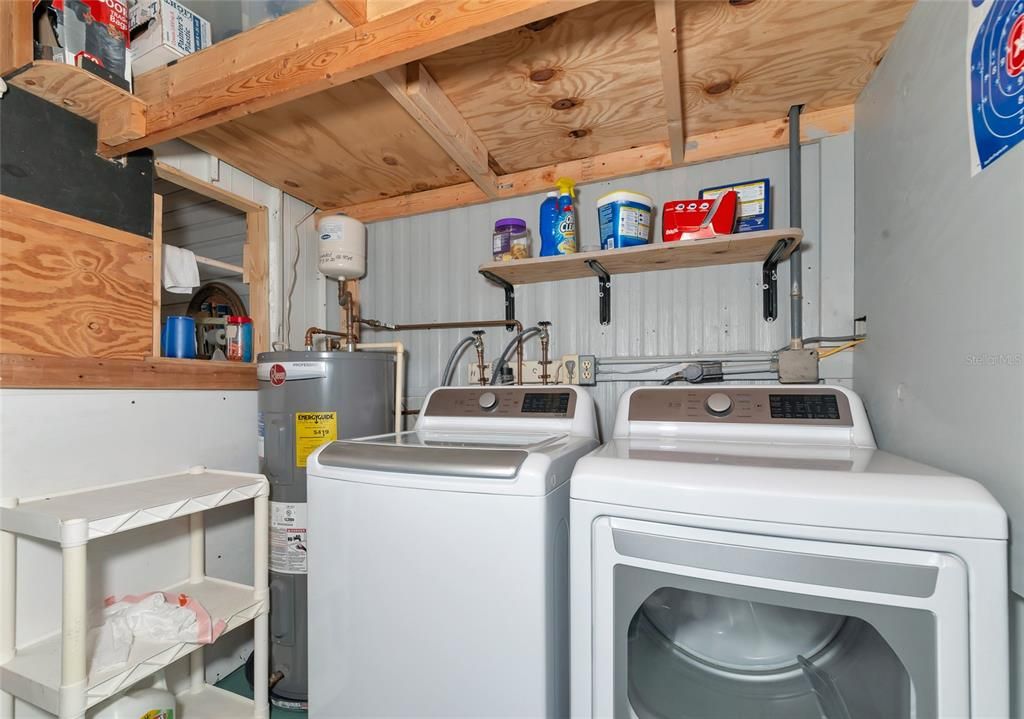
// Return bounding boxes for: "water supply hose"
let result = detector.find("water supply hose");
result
[490,326,542,385]
[441,335,477,386]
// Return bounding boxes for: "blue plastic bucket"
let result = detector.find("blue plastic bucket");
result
[597,190,654,249]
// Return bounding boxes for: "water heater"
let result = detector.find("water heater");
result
[317,214,366,281]
[257,350,395,707]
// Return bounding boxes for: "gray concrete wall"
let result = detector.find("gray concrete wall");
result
[854,0,1024,709]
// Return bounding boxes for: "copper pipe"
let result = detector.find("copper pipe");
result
[363,319,525,385]
[339,283,358,351]
[304,327,350,351]
[472,331,487,386]
[269,671,285,690]
[538,321,551,385]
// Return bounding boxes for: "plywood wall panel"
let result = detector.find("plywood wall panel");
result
[0,197,153,360]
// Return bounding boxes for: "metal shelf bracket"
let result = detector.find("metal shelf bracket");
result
[761,237,795,322]
[585,259,612,325]
[480,270,516,331]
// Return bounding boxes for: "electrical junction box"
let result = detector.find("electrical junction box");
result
[777,349,820,384]
[466,355,588,385]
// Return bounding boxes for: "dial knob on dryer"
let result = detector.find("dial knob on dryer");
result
[705,392,733,417]
[478,391,498,411]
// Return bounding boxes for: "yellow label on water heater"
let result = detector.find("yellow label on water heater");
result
[295,411,337,468]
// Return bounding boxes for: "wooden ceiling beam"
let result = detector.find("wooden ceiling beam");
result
[323,0,367,26]
[376,64,499,197]
[1,0,33,77]
[320,104,854,223]
[654,0,684,163]
[97,0,598,157]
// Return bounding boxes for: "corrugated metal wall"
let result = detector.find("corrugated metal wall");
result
[345,135,856,436]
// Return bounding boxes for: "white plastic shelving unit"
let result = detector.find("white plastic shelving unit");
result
[0,467,270,719]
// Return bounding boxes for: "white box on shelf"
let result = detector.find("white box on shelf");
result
[129,0,212,75]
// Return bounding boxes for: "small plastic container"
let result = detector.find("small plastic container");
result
[493,218,529,261]
[226,315,253,362]
[597,190,654,249]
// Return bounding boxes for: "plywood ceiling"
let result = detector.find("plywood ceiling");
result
[183,0,914,211]
[186,79,469,208]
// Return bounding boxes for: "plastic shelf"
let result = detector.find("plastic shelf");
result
[0,577,265,715]
[1,468,267,545]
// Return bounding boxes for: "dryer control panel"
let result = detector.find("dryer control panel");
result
[628,386,852,427]
[423,387,578,418]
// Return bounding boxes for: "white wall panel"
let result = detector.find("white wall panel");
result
[0,390,259,717]
[343,137,855,435]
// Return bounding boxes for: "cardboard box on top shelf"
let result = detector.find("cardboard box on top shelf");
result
[129,0,211,75]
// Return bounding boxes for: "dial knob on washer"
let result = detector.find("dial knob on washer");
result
[705,392,733,417]
[478,391,498,411]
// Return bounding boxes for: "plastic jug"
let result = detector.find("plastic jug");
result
[538,191,558,256]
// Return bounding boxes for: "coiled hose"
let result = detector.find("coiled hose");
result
[440,335,477,386]
[490,326,542,385]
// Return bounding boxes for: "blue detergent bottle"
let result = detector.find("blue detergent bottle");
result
[541,178,578,256]
[539,191,558,256]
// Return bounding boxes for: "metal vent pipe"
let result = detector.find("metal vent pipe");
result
[788,104,804,348]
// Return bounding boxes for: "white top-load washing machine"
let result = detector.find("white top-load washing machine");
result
[307,385,599,718]
[570,385,1008,719]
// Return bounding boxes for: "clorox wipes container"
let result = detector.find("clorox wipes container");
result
[597,190,654,249]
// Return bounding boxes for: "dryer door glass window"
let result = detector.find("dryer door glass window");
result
[626,586,914,719]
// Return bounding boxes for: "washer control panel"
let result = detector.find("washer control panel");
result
[628,387,852,426]
[424,387,577,418]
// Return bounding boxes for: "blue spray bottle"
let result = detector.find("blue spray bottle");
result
[541,177,578,256]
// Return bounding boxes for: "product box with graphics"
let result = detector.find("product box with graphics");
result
[43,0,132,90]
[129,0,211,75]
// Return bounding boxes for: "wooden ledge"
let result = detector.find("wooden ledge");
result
[0,354,258,390]
[7,61,146,125]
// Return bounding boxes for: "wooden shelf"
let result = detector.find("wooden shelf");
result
[478,229,801,326]
[479,229,802,285]
[7,61,144,124]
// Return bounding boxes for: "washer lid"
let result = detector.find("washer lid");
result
[570,439,1007,540]
[316,430,565,479]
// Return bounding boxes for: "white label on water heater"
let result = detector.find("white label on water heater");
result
[256,361,327,382]
[270,501,308,574]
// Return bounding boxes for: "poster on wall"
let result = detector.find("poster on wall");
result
[967,0,1024,174]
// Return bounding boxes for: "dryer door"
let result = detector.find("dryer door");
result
[589,518,969,719]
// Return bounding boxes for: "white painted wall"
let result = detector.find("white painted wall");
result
[853,0,1024,711]
[0,390,258,718]
[343,135,857,435]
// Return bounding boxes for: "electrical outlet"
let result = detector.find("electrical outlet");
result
[579,354,597,386]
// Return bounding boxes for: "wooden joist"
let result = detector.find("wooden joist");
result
[318,104,854,223]
[324,0,367,26]
[98,0,599,157]
[376,64,499,197]
[653,0,684,163]
[0,0,32,77]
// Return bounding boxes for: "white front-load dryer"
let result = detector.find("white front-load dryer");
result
[307,386,599,718]
[570,385,1008,719]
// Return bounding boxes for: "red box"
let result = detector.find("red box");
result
[662,191,738,242]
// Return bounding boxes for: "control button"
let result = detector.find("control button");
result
[478,391,498,411]
[705,392,733,417]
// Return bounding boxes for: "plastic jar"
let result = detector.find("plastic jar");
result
[597,190,654,249]
[493,218,529,261]
[226,316,253,362]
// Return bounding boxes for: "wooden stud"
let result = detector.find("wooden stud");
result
[155,161,265,214]
[151,194,164,357]
[0,354,259,390]
[376,64,499,197]
[321,105,854,223]
[244,208,270,357]
[98,101,146,145]
[1,0,33,77]
[324,0,367,26]
[653,0,685,162]
[97,0,599,157]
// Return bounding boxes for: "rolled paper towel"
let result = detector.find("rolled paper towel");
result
[162,245,200,294]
